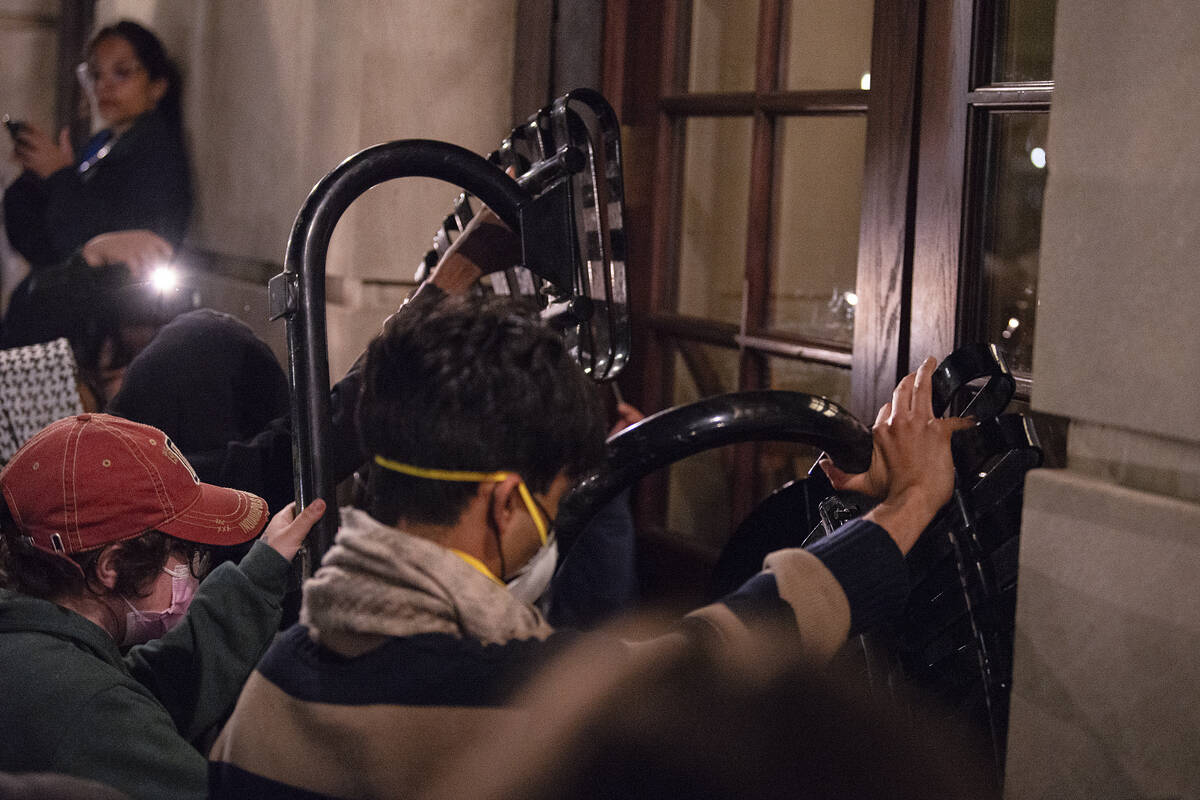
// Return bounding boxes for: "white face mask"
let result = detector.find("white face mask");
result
[120,564,198,647]
[369,454,561,603]
[506,537,558,605]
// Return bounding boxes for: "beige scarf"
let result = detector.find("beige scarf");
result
[300,507,553,652]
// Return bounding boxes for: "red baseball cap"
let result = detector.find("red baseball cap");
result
[0,414,269,554]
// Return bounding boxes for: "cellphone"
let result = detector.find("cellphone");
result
[3,115,24,140]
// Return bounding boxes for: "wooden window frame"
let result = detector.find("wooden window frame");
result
[605,0,923,531]
[911,0,1053,398]
[602,0,1059,577]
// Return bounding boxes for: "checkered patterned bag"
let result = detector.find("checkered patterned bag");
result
[0,338,84,465]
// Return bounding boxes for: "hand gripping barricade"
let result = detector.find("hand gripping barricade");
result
[270,89,632,561]
[416,88,630,382]
[275,90,1038,785]
[555,343,1042,783]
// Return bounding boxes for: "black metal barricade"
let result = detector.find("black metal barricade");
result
[555,343,1042,781]
[274,88,1038,784]
[271,90,632,560]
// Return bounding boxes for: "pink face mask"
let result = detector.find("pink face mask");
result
[120,564,198,647]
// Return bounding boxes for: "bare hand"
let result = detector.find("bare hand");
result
[822,357,973,553]
[259,499,327,562]
[14,124,73,178]
[430,204,521,294]
[81,230,173,278]
[608,401,645,438]
[818,400,892,499]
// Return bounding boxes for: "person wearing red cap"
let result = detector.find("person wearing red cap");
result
[0,413,326,800]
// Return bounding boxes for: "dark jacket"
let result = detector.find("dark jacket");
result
[3,108,192,268]
[107,309,364,515]
[0,541,291,800]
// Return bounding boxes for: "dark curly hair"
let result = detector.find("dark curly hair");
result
[359,294,606,527]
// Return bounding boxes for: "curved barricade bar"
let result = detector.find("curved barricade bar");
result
[420,88,631,383]
[554,390,873,558]
[270,139,532,557]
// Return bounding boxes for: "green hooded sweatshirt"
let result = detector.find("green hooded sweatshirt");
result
[0,541,290,799]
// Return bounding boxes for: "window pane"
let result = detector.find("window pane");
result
[757,356,852,502]
[768,356,850,406]
[783,0,874,91]
[688,0,760,93]
[978,111,1049,374]
[666,345,740,550]
[767,116,866,345]
[988,0,1056,83]
[676,117,753,324]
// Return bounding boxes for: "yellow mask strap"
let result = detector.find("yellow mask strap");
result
[373,455,549,545]
[448,548,504,586]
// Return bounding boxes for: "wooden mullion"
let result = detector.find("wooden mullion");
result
[661,92,757,115]
[850,0,924,420]
[742,324,853,356]
[758,90,867,115]
[731,0,785,524]
[602,0,664,423]
[600,0,630,115]
[909,0,974,375]
[742,0,784,384]
[966,87,1053,106]
[633,0,689,531]
[643,311,740,348]
[640,0,687,416]
[660,89,868,116]
[644,311,855,369]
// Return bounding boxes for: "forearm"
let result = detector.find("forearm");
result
[863,487,947,555]
[684,519,909,665]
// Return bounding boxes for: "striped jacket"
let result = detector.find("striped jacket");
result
[208,514,908,799]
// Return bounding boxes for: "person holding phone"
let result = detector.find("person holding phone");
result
[2,20,191,400]
[3,20,191,269]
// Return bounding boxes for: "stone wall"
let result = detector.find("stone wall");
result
[95,0,518,376]
[1005,2,1200,796]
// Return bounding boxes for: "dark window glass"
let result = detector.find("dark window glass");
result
[988,0,1056,83]
[975,110,1049,374]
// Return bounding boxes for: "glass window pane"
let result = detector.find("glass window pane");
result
[768,356,850,406]
[687,0,760,93]
[783,0,874,91]
[978,111,1049,374]
[758,356,852,502]
[988,0,1056,83]
[767,116,866,345]
[666,346,740,550]
[676,117,753,324]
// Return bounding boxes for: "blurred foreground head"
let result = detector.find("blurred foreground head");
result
[423,616,999,800]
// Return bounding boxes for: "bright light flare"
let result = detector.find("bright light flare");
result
[845,291,859,306]
[149,264,179,293]
[860,72,871,91]
[1030,147,1047,169]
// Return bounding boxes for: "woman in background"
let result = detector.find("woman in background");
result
[4,19,191,267]
[2,20,192,399]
